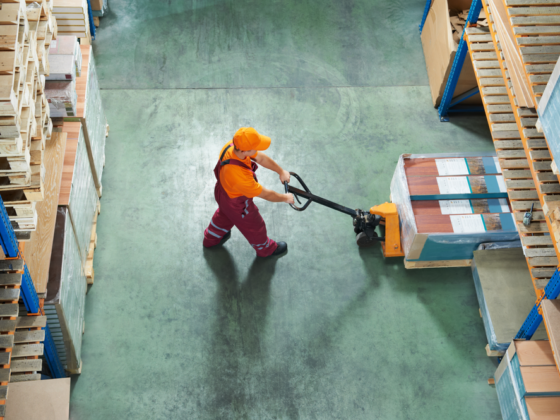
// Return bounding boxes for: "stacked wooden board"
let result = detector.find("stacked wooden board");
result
[466,2,560,294]
[464,0,560,417]
[0,0,57,235]
[0,257,49,418]
[52,0,90,39]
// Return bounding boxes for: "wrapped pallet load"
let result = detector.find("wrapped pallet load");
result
[390,153,519,268]
[45,207,87,373]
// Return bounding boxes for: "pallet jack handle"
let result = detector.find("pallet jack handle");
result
[284,173,358,217]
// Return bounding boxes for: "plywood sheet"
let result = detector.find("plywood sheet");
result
[24,132,67,294]
[5,378,70,420]
[474,248,548,344]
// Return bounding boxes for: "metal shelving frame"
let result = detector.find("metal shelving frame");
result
[421,0,485,121]
[0,196,65,379]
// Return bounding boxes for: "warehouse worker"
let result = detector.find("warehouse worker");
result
[203,127,294,258]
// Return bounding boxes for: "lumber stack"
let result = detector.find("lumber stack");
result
[463,3,560,416]
[52,0,90,39]
[391,153,519,269]
[540,58,560,174]
[0,258,50,420]
[465,1,560,294]
[0,0,57,235]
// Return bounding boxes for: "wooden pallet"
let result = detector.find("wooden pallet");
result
[85,208,98,286]
[0,0,56,233]
[403,259,472,269]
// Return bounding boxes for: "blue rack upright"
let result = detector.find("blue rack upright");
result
[0,196,66,379]
[420,0,485,121]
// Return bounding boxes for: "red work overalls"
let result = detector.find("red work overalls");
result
[203,144,278,257]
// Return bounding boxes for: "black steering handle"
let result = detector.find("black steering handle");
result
[284,172,313,211]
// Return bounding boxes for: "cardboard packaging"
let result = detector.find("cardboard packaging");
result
[421,0,482,107]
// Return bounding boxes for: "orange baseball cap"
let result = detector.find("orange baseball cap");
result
[233,127,271,151]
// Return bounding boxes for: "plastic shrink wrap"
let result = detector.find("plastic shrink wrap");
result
[44,207,86,372]
[68,126,98,265]
[390,153,519,263]
[45,81,77,118]
[83,49,106,188]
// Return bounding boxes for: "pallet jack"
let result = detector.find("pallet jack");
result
[284,173,405,258]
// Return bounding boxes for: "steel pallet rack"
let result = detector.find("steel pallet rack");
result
[87,0,96,40]
[421,0,485,121]
[0,196,65,379]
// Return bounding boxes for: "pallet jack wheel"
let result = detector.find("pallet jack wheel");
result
[356,232,378,247]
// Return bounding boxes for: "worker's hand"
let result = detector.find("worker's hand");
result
[279,170,291,184]
[285,193,295,204]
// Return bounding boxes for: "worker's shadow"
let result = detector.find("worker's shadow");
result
[202,247,276,414]
[203,247,276,359]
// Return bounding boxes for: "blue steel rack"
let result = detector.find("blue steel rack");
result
[87,0,96,40]
[420,0,485,121]
[516,269,560,340]
[0,196,66,379]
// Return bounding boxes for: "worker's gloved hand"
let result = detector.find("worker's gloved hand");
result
[279,170,291,184]
[285,193,295,205]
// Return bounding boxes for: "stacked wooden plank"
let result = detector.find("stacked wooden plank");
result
[0,0,57,235]
[52,0,90,39]
[466,1,560,417]
[0,258,49,418]
[466,2,560,295]
[503,0,560,108]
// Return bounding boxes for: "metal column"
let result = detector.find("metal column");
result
[436,0,484,121]
[420,0,433,33]
[516,269,560,340]
[0,197,66,378]
[87,0,96,40]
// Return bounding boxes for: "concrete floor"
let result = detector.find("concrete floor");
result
[70,1,502,419]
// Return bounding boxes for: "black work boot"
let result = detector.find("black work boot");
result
[216,231,231,246]
[261,241,288,258]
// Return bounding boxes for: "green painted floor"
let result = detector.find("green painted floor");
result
[70,1,502,419]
